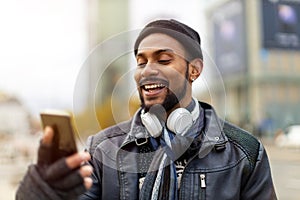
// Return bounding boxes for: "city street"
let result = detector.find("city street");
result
[1,140,299,199]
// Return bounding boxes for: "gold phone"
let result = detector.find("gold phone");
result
[40,110,77,162]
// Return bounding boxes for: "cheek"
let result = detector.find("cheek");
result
[169,77,185,93]
[168,69,187,86]
[134,69,141,85]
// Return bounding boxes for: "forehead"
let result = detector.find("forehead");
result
[136,33,186,58]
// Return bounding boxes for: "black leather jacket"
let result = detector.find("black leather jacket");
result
[81,102,277,200]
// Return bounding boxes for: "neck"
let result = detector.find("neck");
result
[167,96,193,116]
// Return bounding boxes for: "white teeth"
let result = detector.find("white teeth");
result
[144,83,165,90]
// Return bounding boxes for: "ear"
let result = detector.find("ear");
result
[188,58,203,83]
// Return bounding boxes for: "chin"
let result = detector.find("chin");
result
[144,99,164,107]
[141,98,163,112]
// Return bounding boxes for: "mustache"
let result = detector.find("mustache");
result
[138,77,169,87]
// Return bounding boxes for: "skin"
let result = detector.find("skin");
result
[134,33,203,116]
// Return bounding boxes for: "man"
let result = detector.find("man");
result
[16,19,277,199]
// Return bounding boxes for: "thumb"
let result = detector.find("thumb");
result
[42,126,54,146]
[37,126,55,166]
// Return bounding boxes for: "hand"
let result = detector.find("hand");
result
[37,126,93,197]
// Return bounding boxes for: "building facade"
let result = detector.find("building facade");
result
[206,0,300,136]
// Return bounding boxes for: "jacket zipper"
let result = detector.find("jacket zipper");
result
[200,173,206,199]
[178,140,207,199]
[200,174,206,188]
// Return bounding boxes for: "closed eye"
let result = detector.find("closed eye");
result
[137,62,147,67]
[158,59,171,65]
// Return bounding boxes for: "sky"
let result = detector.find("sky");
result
[0,0,87,117]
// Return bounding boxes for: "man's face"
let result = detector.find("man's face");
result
[134,33,190,112]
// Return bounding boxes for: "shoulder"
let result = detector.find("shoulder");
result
[86,119,132,155]
[223,121,261,170]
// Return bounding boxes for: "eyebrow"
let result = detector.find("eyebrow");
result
[136,48,175,58]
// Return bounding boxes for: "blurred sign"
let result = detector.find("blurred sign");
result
[262,0,300,50]
[211,0,247,77]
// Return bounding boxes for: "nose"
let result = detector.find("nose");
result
[141,62,159,77]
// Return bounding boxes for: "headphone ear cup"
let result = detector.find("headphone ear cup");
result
[167,108,193,135]
[141,112,163,138]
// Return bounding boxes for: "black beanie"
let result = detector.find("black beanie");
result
[134,19,203,61]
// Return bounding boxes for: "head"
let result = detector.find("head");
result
[134,19,203,114]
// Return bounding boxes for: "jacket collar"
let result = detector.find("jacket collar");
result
[121,101,228,154]
[121,108,147,147]
[198,102,228,158]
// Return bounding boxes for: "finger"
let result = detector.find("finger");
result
[42,126,54,146]
[79,165,93,178]
[37,127,55,166]
[44,158,72,181]
[37,143,53,167]
[66,152,91,169]
[83,177,93,190]
[44,152,91,181]
[50,170,83,190]
[55,183,86,200]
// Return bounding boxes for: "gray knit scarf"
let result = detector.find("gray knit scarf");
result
[139,106,204,200]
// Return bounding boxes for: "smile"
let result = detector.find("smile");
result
[143,83,166,91]
[141,83,167,96]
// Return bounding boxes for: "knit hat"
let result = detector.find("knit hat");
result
[134,19,203,61]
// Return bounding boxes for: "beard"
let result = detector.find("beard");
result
[139,63,189,113]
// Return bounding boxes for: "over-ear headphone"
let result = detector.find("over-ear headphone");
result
[141,98,200,138]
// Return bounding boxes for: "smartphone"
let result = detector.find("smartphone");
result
[40,110,77,162]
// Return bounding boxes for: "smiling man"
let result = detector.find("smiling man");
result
[16,19,277,200]
[135,35,202,112]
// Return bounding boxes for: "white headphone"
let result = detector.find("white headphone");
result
[140,98,200,138]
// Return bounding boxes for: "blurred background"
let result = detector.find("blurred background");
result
[0,0,300,199]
